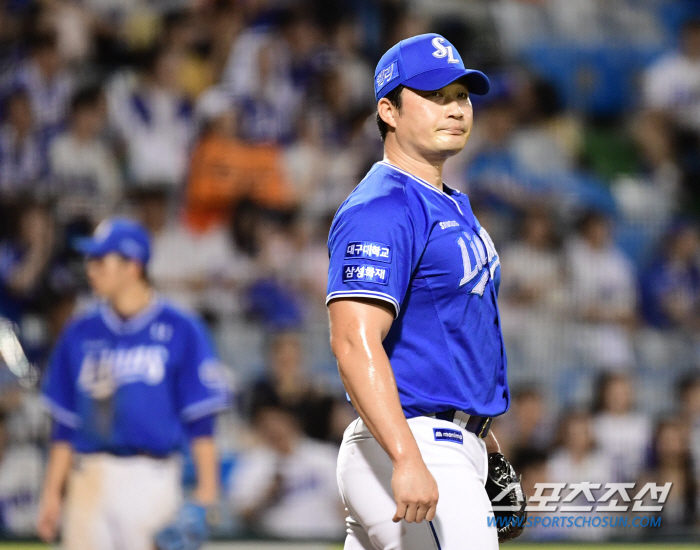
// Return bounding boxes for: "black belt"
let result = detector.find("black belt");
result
[425,409,492,439]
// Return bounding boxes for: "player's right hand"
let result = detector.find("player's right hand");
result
[36,490,62,542]
[391,457,439,524]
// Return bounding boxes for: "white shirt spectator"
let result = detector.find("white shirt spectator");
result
[548,449,614,541]
[221,29,301,143]
[107,77,194,186]
[643,51,700,131]
[567,236,636,316]
[229,437,345,539]
[593,412,652,482]
[12,61,72,135]
[566,236,636,368]
[48,132,122,221]
[500,241,565,310]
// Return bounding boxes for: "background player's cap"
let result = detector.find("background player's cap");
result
[374,33,490,101]
[75,217,151,265]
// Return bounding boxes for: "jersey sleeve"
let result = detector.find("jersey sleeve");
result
[326,194,417,318]
[41,329,81,429]
[176,318,230,423]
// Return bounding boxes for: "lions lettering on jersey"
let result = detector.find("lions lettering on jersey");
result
[78,345,169,398]
[41,298,230,456]
[457,227,500,296]
[327,162,509,419]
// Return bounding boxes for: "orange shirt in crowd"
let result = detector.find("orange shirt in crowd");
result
[185,135,295,233]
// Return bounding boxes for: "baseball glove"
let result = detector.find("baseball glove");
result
[484,452,527,543]
[154,501,209,550]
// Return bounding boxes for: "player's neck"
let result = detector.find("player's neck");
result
[383,142,445,191]
[109,283,154,320]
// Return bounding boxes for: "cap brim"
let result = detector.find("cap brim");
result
[74,237,108,258]
[402,68,490,95]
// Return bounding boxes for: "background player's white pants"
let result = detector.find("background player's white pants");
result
[337,416,499,550]
[63,453,182,550]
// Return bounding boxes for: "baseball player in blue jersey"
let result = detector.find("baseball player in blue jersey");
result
[35,218,229,550]
[327,34,525,549]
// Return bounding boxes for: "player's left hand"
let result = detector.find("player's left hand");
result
[36,490,62,542]
[154,501,209,550]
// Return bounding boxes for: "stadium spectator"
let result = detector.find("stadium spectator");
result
[643,18,700,133]
[677,374,700,481]
[48,86,122,224]
[566,210,637,369]
[501,208,565,311]
[228,402,345,539]
[499,208,569,380]
[0,198,55,325]
[131,185,240,321]
[493,386,552,459]
[244,331,353,443]
[641,222,700,332]
[592,372,652,482]
[106,45,194,187]
[548,410,614,541]
[0,89,44,195]
[628,110,682,218]
[548,410,614,485]
[184,94,295,233]
[221,15,309,144]
[638,417,698,528]
[510,76,581,177]
[8,30,72,140]
[161,9,215,100]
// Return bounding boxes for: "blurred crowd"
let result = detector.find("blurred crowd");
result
[0,0,698,541]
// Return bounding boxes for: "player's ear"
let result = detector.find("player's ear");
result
[377,97,398,130]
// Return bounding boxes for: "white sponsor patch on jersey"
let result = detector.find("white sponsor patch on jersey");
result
[439,220,459,230]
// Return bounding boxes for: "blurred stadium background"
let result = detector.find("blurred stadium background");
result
[0,0,699,546]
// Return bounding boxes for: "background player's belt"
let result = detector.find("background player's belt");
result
[426,409,492,438]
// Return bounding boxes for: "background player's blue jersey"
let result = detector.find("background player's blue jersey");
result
[41,297,229,456]
[327,162,509,418]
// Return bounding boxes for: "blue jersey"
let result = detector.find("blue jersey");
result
[41,297,229,456]
[327,162,509,418]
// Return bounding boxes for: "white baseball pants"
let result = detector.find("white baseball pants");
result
[62,453,182,550]
[337,416,499,549]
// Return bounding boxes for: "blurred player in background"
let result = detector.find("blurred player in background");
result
[35,218,229,550]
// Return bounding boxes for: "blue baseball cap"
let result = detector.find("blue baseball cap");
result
[374,33,490,101]
[75,218,151,265]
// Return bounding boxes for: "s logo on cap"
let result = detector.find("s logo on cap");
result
[431,37,459,64]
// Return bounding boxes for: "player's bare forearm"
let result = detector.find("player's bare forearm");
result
[37,442,72,542]
[329,299,421,464]
[41,441,73,497]
[330,298,439,524]
[191,436,219,506]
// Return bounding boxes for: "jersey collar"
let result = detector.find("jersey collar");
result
[100,294,165,335]
[377,161,464,215]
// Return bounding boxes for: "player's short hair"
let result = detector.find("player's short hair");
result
[376,85,404,141]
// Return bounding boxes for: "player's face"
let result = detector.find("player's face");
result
[394,81,473,160]
[85,253,136,299]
